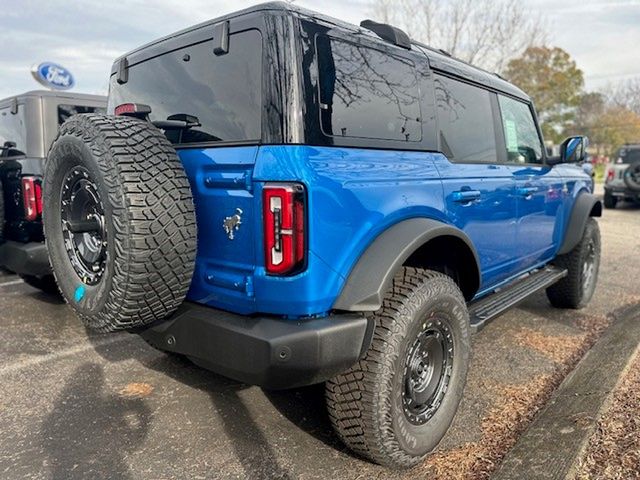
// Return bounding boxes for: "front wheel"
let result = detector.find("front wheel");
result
[326,268,470,468]
[546,218,601,309]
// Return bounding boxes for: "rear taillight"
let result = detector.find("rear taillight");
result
[606,167,615,184]
[263,183,306,275]
[22,176,42,221]
[114,103,151,119]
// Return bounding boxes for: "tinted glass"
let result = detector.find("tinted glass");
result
[109,29,262,144]
[0,106,26,156]
[619,147,640,163]
[435,75,497,163]
[498,95,543,164]
[316,35,421,141]
[58,105,106,125]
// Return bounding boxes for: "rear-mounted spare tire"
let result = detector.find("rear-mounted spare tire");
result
[43,114,197,332]
[624,161,640,192]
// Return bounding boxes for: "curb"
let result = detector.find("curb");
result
[492,303,640,480]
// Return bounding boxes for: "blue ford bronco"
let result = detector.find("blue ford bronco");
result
[42,3,602,468]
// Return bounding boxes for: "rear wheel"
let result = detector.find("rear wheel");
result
[546,218,601,309]
[604,192,617,209]
[326,268,470,468]
[43,114,197,332]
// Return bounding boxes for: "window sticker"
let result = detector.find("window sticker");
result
[505,119,518,152]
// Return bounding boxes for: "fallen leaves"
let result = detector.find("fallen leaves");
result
[118,382,154,398]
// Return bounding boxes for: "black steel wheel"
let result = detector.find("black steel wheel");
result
[402,318,454,425]
[60,167,107,285]
[327,268,470,468]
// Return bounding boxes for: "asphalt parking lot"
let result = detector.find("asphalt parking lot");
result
[1,195,639,480]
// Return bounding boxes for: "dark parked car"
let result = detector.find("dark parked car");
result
[0,90,106,291]
[604,144,640,208]
[42,3,601,468]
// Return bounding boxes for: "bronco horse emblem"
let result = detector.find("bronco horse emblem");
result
[223,208,243,240]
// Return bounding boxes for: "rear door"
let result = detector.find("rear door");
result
[496,94,563,269]
[433,74,519,289]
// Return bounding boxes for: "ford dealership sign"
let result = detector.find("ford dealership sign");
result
[31,62,75,90]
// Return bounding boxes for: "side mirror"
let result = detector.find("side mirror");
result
[560,136,589,164]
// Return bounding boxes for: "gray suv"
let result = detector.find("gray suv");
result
[0,90,106,291]
[604,144,640,208]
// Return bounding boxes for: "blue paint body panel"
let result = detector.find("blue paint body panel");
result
[178,145,591,318]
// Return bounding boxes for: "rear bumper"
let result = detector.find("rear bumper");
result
[0,241,51,276]
[140,302,374,390]
[604,185,640,199]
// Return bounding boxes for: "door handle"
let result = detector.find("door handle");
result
[452,190,481,203]
[516,186,538,197]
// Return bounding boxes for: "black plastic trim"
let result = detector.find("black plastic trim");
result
[333,218,481,311]
[558,192,603,255]
[0,241,51,276]
[139,302,373,390]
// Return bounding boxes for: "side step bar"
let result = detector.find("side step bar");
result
[468,266,567,333]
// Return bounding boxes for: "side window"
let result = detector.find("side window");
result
[497,95,543,164]
[435,75,497,163]
[316,35,422,142]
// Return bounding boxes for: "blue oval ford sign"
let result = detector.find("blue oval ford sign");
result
[31,62,75,90]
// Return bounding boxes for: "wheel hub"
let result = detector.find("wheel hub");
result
[60,167,107,285]
[402,318,454,425]
[582,238,597,294]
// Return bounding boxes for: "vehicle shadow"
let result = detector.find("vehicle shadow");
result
[89,334,299,480]
[39,362,151,480]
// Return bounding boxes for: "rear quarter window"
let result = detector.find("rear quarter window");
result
[108,29,262,145]
[315,35,422,142]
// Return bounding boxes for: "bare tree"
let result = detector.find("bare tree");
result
[370,0,548,73]
[607,77,640,116]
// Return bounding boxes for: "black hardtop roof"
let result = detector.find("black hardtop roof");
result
[0,90,107,106]
[113,1,528,101]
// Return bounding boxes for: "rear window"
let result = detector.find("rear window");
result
[109,29,262,145]
[58,105,106,125]
[316,35,422,142]
[619,147,640,164]
[0,105,27,156]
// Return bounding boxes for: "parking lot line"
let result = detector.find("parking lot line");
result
[0,279,24,287]
[0,335,132,377]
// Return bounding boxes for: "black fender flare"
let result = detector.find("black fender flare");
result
[557,192,602,255]
[332,218,481,312]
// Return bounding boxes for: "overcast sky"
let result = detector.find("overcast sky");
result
[1,0,639,99]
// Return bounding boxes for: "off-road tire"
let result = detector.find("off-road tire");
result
[43,114,197,332]
[326,267,470,468]
[624,161,640,192]
[603,192,617,209]
[546,218,600,309]
[20,274,59,295]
